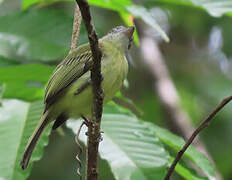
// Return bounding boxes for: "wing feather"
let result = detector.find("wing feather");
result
[44,44,93,110]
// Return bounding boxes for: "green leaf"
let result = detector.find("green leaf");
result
[148,124,216,180]
[0,64,54,101]
[22,0,70,9]
[0,100,51,180]
[174,159,208,180]
[0,84,5,105]
[22,0,133,11]
[89,0,133,12]
[0,56,20,66]
[0,10,73,61]
[144,0,232,17]
[126,5,169,42]
[119,12,140,45]
[21,0,169,42]
[90,1,169,42]
[67,103,170,180]
[113,93,144,118]
[191,0,232,17]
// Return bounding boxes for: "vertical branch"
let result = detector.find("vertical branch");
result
[75,1,104,180]
[70,4,82,52]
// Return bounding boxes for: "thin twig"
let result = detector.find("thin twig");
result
[75,1,104,180]
[70,4,82,52]
[164,96,232,180]
[75,121,85,179]
[70,3,83,179]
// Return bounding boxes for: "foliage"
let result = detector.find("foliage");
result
[67,102,214,180]
[0,10,72,61]
[0,64,54,101]
[67,103,170,180]
[21,0,169,43]
[0,56,19,66]
[0,100,51,180]
[148,124,215,179]
[142,0,232,17]
[0,99,214,180]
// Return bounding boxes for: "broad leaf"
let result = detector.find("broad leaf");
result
[175,161,208,180]
[0,98,216,180]
[22,0,132,12]
[192,0,232,17]
[148,124,216,180]
[0,100,51,180]
[0,56,20,66]
[0,64,54,101]
[0,10,73,61]
[126,5,169,42]
[144,0,232,17]
[67,102,216,180]
[21,0,169,42]
[67,103,170,180]
[89,0,132,12]
[22,0,70,9]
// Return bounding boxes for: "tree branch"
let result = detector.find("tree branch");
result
[70,4,82,51]
[75,1,104,180]
[164,96,232,180]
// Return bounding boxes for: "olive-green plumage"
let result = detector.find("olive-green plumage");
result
[21,26,134,169]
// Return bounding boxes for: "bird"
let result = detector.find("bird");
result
[20,26,134,170]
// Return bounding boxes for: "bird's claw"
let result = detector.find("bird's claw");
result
[85,131,104,142]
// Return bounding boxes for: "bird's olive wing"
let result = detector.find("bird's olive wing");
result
[44,45,93,110]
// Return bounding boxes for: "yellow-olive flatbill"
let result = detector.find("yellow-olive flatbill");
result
[20,26,134,170]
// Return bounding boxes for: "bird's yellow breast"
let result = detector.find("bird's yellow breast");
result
[50,42,128,119]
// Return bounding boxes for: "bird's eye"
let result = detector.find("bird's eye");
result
[128,37,133,49]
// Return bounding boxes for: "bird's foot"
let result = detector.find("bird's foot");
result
[86,131,104,142]
[81,116,104,142]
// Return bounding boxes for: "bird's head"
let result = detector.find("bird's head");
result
[102,26,134,52]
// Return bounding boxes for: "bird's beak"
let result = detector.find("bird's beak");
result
[123,26,135,39]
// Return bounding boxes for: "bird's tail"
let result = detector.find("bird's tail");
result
[20,110,51,170]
